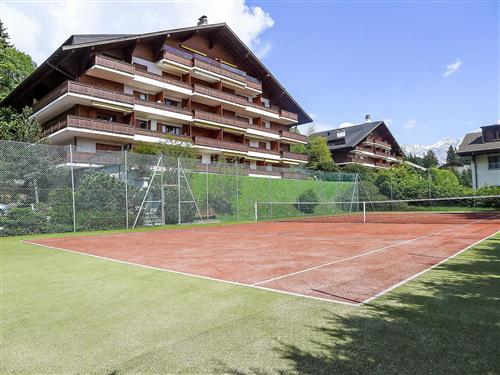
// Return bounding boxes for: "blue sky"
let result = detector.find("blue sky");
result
[2,0,499,145]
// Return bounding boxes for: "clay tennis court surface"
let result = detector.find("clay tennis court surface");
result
[26,212,500,306]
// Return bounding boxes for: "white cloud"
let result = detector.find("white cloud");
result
[1,0,274,65]
[404,120,417,130]
[443,58,462,78]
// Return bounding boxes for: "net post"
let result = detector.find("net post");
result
[69,144,76,232]
[124,150,129,229]
[254,201,258,221]
[205,162,209,220]
[363,201,366,223]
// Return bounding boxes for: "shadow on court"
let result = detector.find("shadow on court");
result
[217,236,500,374]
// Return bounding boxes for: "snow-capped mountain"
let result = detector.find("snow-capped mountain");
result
[402,137,463,164]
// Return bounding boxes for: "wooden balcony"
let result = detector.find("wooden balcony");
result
[192,136,249,153]
[160,45,263,92]
[248,147,281,156]
[192,110,248,130]
[193,84,248,106]
[280,129,307,142]
[33,81,135,113]
[42,115,135,137]
[134,97,191,116]
[280,109,299,122]
[280,151,308,162]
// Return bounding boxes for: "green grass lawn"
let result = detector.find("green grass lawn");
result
[1,229,499,374]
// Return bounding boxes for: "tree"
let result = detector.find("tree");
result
[404,153,426,167]
[0,20,11,48]
[0,106,42,142]
[0,22,36,100]
[446,145,457,165]
[422,150,439,168]
[306,135,333,169]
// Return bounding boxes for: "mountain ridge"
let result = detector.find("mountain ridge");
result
[402,137,463,164]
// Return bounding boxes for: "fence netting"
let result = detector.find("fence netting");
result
[0,140,357,236]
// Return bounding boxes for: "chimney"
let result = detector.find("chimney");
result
[365,114,372,122]
[197,15,208,26]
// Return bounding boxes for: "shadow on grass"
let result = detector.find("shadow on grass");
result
[218,236,500,374]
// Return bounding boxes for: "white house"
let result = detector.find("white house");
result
[457,124,500,189]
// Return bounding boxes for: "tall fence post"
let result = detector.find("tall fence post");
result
[177,157,181,224]
[235,161,239,221]
[124,150,129,229]
[69,144,77,232]
[160,155,165,225]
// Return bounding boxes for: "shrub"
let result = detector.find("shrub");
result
[296,189,319,214]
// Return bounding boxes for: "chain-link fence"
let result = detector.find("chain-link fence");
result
[0,140,357,236]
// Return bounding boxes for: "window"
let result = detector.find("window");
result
[96,113,116,122]
[163,98,180,108]
[158,123,181,135]
[488,156,500,170]
[494,129,500,140]
[133,91,148,101]
[136,119,149,130]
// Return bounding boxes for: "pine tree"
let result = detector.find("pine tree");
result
[446,145,457,165]
[422,150,439,168]
[0,20,11,48]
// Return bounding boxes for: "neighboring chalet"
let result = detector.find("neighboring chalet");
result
[313,118,404,168]
[457,123,500,189]
[1,17,310,175]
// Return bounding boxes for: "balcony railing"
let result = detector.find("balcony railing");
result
[193,84,248,106]
[192,136,249,153]
[192,110,248,129]
[33,81,135,113]
[246,100,280,115]
[280,151,308,161]
[134,97,191,116]
[92,55,192,91]
[280,109,299,122]
[160,45,263,91]
[42,115,135,137]
[280,129,307,142]
[248,147,281,156]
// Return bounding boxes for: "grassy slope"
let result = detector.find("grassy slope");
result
[188,173,353,221]
[1,231,499,374]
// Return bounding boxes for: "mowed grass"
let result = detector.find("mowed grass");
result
[1,229,499,374]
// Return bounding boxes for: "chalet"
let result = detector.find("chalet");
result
[457,123,500,189]
[313,118,404,168]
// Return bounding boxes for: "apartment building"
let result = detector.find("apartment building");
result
[2,18,310,173]
[313,118,404,168]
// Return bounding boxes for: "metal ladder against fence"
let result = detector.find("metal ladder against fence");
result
[133,156,204,228]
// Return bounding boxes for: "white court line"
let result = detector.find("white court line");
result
[361,230,500,305]
[20,214,499,308]
[252,213,500,286]
[20,240,359,307]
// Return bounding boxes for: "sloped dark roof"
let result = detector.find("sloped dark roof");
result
[1,23,311,124]
[314,122,383,149]
[313,121,404,156]
[457,131,500,155]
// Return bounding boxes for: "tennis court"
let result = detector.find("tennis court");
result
[26,208,500,306]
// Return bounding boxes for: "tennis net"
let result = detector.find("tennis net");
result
[254,195,500,225]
